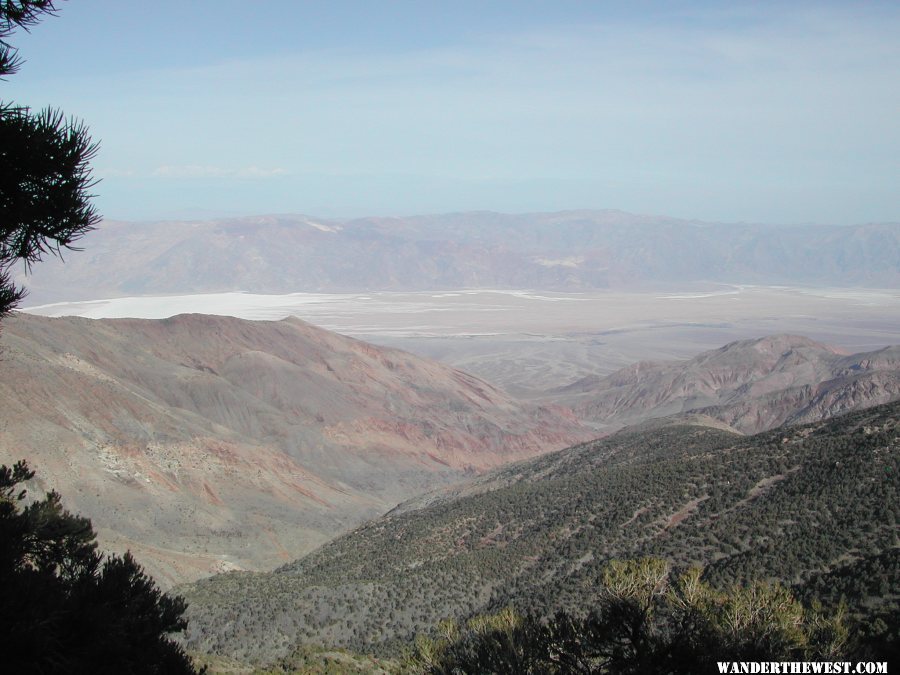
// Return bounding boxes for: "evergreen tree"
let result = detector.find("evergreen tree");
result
[0,0,100,318]
[0,461,201,673]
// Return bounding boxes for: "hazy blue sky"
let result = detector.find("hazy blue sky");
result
[5,1,898,224]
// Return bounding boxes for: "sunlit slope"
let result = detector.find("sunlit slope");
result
[182,402,899,663]
[0,312,588,585]
[560,334,900,433]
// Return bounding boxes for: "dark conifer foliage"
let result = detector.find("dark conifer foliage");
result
[0,461,201,673]
[0,0,100,318]
[1,1,58,78]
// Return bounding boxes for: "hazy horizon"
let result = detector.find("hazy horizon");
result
[5,1,898,225]
[55,207,900,228]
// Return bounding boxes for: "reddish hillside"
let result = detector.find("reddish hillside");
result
[565,335,900,433]
[0,312,589,585]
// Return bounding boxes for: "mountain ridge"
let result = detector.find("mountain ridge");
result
[18,210,900,304]
[0,312,588,585]
[562,334,900,433]
[5,309,899,593]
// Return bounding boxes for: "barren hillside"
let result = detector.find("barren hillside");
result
[0,312,588,585]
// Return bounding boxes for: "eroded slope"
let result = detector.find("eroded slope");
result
[0,312,588,585]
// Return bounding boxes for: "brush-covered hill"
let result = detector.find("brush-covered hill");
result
[18,211,900,303]
[558,334,900,434]
[0,312,588,585]
[181,401,900,665]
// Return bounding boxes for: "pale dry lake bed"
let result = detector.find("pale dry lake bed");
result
[25,285,900,397]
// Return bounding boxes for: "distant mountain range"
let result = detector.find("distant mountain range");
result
[0,313,586,585]
[19,210,900,303]
[181,400,900,665]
